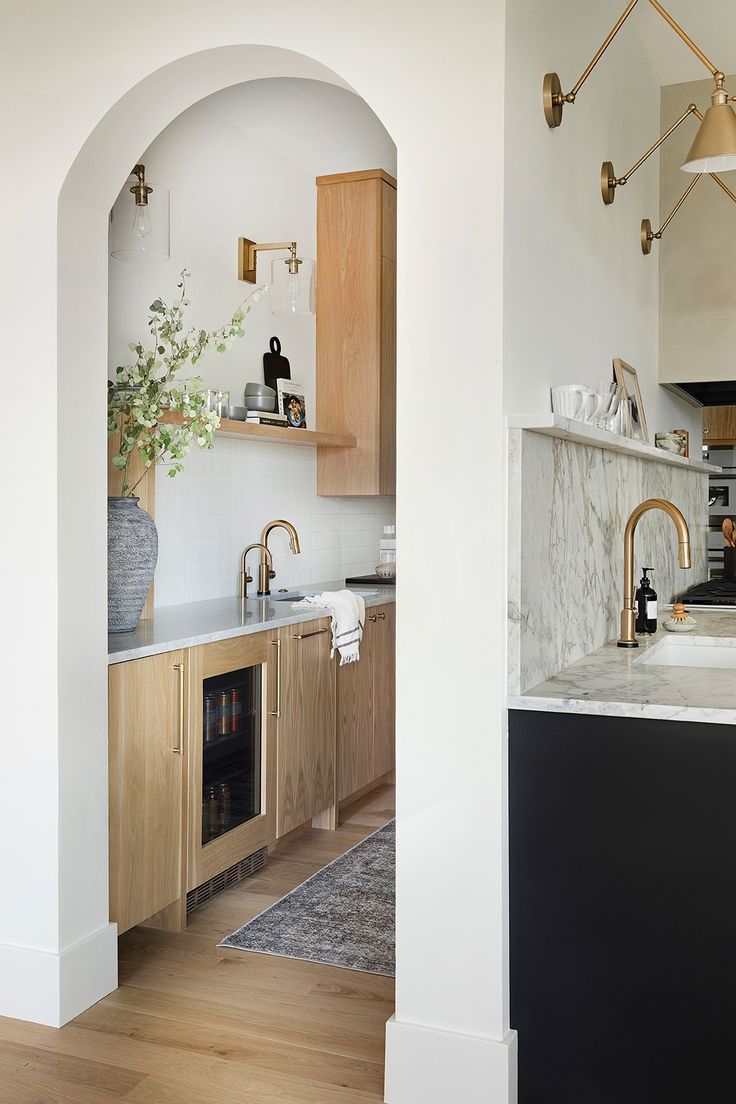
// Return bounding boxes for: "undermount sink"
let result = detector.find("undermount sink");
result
[257,588,379,602]
[634,637,736,670]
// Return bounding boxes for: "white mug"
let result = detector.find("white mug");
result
[551,385,597,422]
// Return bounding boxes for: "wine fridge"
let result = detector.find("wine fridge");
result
[187,632,275,891]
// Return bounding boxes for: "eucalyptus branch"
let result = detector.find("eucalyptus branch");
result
[108,270,263,497]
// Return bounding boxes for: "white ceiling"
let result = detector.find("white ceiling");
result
[196,78,396,181]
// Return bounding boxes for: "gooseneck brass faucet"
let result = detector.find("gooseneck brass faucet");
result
[618,499,691,648]
[239,543,272,600]
[258,519,301,595]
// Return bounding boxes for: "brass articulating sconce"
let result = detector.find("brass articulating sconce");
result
[640,167,736,254]
[237,238,302,283]
[544,0,736,175]
[601,104,699,205]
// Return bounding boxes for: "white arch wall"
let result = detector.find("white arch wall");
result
[0,9,511,1103]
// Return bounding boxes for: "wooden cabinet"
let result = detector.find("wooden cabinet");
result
[108,651,185,935]
[337,603,396,802]
[316,168,396,497]
[273,618,336,837]
[703,404,736,443]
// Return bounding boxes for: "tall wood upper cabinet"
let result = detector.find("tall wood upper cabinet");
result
[316,168,396,496]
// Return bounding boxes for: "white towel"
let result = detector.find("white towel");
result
[295,590,365,665]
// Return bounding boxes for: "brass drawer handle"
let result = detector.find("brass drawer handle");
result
[173,663,184,754]
[369,612,386,622]
[292,628,331,640]
[270,639,281,718]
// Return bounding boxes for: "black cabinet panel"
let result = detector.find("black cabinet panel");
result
[509,709,736,1104]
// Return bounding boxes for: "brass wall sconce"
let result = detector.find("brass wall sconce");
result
[640,169,736,254]
[544,0,736,175]
[601,104,698,205]
[237,238,314,315]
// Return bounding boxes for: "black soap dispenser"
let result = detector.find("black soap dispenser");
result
[635,567,658,635]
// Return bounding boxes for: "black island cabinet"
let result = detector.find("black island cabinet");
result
[509,708,736,1104]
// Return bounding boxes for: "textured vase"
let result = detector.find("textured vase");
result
[108,496,158,632]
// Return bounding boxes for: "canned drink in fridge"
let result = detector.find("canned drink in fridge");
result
[207,785,220,837]
[217,690,231,736]
[204,693,217,743]
[218,782,231,831]
[230,687,242,732]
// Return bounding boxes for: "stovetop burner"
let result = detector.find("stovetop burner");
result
[677,579,736,606]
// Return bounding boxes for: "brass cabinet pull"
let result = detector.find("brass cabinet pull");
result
[173,663,184,754]
[270,639,281,717]
[369,614,377,622]
[368,612,386,622]
[292,627,330,640]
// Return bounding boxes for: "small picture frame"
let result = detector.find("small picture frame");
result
[277,378,307,429]
[613,358,648,444]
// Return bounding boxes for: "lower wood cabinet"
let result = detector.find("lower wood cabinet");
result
[337,602,396,802]
[272,617,336,837]
[108,651,186,935]
[108,603,393,932]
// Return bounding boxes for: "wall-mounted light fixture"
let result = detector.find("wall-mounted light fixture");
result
[237,237,314,315]
[544,0,736,175]
[601,104,699,205]
[110,164,170,262]
[640,170,736,254]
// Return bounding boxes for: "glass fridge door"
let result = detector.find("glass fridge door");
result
[201,664,262,846]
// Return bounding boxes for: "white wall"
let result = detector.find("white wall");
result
[503,0,701,441]
[659,74,736,388]
[108,79,397,607]
[1,9,514,1104]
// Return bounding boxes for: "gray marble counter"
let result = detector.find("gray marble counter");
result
[508,609,736,725]
[108,581,396,665]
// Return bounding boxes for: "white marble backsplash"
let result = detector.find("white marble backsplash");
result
[508,430,709,694]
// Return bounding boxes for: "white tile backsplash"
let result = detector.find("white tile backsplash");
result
[153,438,396,607]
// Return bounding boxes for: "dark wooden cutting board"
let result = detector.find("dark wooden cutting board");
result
[263,336,291,393]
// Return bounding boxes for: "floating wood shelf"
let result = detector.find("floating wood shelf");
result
[161,411,356,450]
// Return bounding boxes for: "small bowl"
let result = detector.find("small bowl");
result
[244,382,276,397]
[245,394,277,413]
[223,404,248,421]
[375,563,396,579]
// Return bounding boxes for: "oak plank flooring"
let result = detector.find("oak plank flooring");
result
[0,785,395,1104]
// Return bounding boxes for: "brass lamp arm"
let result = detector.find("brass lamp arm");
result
[640,174,701,254]
[545,0,723,128]
[601,104,698,204]
[238,238,300,283]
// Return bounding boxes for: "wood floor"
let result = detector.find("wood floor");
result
[0,784,395,1104]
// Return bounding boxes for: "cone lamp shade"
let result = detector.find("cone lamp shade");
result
[682,102,736,173]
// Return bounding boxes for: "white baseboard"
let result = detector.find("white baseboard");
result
[384,1016,518,1104]
[0,923,117,1027]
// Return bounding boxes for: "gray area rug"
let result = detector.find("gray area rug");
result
[219,819,395,976]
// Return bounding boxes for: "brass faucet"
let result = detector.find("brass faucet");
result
[618,498,691,648]
[239,543,272,600]
[258,519,301,595]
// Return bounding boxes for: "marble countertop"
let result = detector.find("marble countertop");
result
[508,609,736,724]
[108,581,396,665]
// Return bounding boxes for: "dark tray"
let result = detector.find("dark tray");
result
[345,573,395,586]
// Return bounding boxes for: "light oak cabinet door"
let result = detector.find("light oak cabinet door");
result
[372,603,396,779]
[316,169,397,496]
[275,618,336,837]
[337,603,396,802]
[108,651,185,935]
[703,405,736,444]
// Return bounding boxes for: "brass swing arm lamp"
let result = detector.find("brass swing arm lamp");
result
[640,165,736,254]
[544,0,736,175]
[601,103,698,205]
[238,238,302,283]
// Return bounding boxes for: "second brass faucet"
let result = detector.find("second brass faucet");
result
[258,519,301,595]
[618,498,691,648]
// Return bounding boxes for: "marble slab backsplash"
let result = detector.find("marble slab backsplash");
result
[508,430,709,694]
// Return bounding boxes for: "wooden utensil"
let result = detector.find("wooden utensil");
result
[722,518,734,547]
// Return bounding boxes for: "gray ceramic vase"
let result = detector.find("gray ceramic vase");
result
[107,496,158,632]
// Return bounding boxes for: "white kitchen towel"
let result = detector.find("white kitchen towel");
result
[295,590,365,665]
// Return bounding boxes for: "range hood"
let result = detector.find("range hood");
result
[667,380,736,407]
